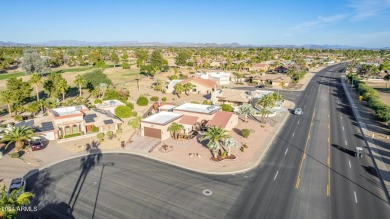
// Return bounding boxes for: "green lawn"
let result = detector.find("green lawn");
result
[0,71,26,80]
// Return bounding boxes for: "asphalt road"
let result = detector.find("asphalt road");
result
[21,64,390,218]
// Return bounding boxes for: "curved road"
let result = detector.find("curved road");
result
[21,64,390,219]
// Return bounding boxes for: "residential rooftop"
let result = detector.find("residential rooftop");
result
[96,99,125,108]
[142,111,182,125]
[50,105,88,117]
[174,103,221,114]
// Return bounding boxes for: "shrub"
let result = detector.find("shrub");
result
[122,62,130,69]
[91,125,99,133]
[13,115,23,122]
[241,129,250,138]
[115,106,132,118]
[203,100,212,105]
[221,104,233,112]
[116,129,123,134]
[97,133,105,140]
[9,152,20,158]
[94,99,102,104]
[126,102,134,110]
[150,96,159,101]
[107,131,114,139]
[169,75,178,80]
[191,101,200,104]
[131,111,138,117]
[137,96,149,106]
[162,97,167,101]
[64,133,82,138]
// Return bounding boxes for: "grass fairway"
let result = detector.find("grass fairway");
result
[0,71,26,80]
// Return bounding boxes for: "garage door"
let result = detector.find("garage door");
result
[40,132,55,141]
[144,127,162,139]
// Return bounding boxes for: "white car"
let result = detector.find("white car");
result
[294,108,303,115]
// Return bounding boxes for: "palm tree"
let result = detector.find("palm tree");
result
[223,137,239,156]
[183,82,193,95]
[56,78,69,101]
[167,122,184,139]
[0,185,35,218]
[174,83,185,98]
[29,72,42,101]
[237,104,254,122]
[74,74,86,97]
[256,94,275,123]
[1,126,37,152]
[200,126,230,158]
[128,116,142,134]
[0,90,13,117]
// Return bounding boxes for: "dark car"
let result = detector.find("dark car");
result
[255,85,265,88]
[31,139,44,151]
[7,177,26,197]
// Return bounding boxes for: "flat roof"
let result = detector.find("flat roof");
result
[159,105,176,110]
[174,103,221,114]
[168,80,183,87]
[51,105,87,117]
[142,111,182,125]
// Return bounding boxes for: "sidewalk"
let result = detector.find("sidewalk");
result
[341,75,390,199]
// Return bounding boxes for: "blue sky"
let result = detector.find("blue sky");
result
[1,0,389,47]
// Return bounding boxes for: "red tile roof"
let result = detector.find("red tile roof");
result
[206,111,233,129]
[252,63,268,68]
[181,77,216,88]
[178,115,199,125]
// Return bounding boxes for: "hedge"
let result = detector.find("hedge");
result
[115,105,132,118]
[64,133,82,138]
[137,96,149,106]
[150,96,159,101]
[241,129,250,138]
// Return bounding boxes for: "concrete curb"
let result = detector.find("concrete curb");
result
[340,74,390,203]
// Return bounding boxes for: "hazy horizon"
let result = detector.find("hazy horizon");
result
[1,0,389,47]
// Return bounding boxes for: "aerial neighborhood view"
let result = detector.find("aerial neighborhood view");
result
[1,0,390,218]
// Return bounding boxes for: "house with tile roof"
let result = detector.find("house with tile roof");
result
[211,89,250,106]
[249,63,270,72]
[180,77,217,94]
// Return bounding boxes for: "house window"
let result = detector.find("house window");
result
[65,126,71,135]
[72,125,79,133]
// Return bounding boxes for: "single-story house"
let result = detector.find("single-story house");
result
[173,103,221,121]
[195,72,231,85]
[252,74,291,88]
[249,63,270,72]
[211,89,250,106]
[206,111,238,131]
[166,80,183,93]
[141,111,183,140]
[180,77,217,94]
[95,99,126,114]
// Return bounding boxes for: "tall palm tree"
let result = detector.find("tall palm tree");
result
[0,185,35,218]
[237,104,254,122]
[223,137,239,156]
[56,78,69,101]
[183,82,193,95]
[174,83,185,98]
[74,74,86,97]
[256,94,275,123]
[167,122,184,139]
[128,116,142,134]
[29,72,42,101]
[1,126,37,152]
[200,126,230,158]
[0,90,13,117]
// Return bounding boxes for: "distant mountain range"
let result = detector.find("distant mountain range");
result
[0,40,387,49]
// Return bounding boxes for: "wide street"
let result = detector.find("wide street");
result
[21,64,390,218]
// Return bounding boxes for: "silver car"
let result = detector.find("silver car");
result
[294,108,303,115]
[7,177,26,197]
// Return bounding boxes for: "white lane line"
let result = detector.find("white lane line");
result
[285,148,289,156]
[304,105,306,108]
[354,191,358,203]
[345,140,348,146]
[297,121,300,125]
[349,160,351,168]
[343,126,344,131]
[292,132,295,138]
[274,171,279,181]
[340,116,342,120]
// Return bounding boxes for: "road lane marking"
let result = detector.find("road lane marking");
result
[345,140,347,146]
[341,116,342,120]
[343,126,344,131]
[297,121,300,125]
[304,105,306,108]
[349,160,351,168]
[285,148,289,156]
[354,191,358,203]
[292,132,295,138]
[274,171,279,180]
[296,108,316,189]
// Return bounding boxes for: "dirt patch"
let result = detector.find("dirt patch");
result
[365,80,390,104]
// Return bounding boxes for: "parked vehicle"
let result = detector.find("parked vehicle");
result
[255,85,265,88]
[294,108,303,115]
[7,177,26,197]
[30,139,44,151]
